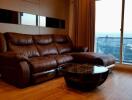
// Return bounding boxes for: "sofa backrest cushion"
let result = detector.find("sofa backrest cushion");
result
[6,32,33,45]
[3,32,74,56]
[34,35,53,44]
[5,32,40,58]
[53,34,73,54]
[53,34,68,43]
[33,35,58,56]
[0,33,7,52]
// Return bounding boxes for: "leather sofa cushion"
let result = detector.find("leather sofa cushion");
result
[56,43,72,54]
[5,32,33,45]
[33,35,53,44]
[8,43,40,58]
[34,35,58,56]
[84,52,115,66]
[54,55,73,65]
[4,33,40,58]
[53,34,73,54]
[29,56,57,73]
[0,33,7,52]
[71,52,115,66]
[53,34,68,43]
[36,44,58,56]
[29,55,73,74]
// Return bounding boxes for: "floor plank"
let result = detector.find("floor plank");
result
[0,69,132,100]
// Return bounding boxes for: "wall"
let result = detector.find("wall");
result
[0,0,69,35]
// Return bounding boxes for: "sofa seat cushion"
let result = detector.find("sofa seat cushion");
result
[54,55,73,65]
[29,56,57,73]
[84,52,115,66]
[71,52,115,66]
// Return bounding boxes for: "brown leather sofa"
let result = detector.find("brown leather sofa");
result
[0,32,115,88]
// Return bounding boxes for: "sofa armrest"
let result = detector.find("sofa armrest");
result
[73,46,88,52]
[0,51,30,87]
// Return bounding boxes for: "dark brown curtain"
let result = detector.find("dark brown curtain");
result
[69,0,95,51]
[86,0,95,52]
[73,0,79,46]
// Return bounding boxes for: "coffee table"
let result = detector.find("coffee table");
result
[61,63,109,91]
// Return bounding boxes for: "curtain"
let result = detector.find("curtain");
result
[86,0,95,52]
[69,0,95,51]
[68,0,79,45]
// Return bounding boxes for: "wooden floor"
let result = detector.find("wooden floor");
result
[0,68,132,100]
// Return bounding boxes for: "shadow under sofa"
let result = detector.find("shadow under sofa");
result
[0,32,115,88]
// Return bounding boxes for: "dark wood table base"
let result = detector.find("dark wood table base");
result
[62,63,109,91]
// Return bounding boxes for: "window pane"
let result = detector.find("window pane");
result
[123,0,132,63]
[95,0,122,62]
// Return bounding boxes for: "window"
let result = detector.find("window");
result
[95,0,132,64]
[123,0,132,63]
[95,0,122,62]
